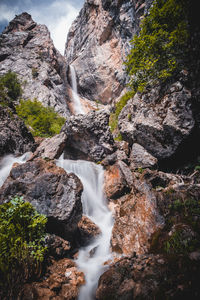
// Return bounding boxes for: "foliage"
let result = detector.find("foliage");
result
[16,99,66,137]
[0,196,47,297]
[109,90,134,132]
[0,71,22,102]
[0,71,22,107]
[125,0,189,93]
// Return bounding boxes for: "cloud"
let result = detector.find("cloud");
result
[29,0,80,54]
[0,0,83,54]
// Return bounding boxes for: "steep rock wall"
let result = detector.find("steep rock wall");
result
[65,0,153,104]
[0,13,69,117]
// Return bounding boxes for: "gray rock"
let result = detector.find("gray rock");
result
[0,158,83,240]
[118,82,194,159]
[61,109,115,162]
[30,132,67,160]
[130,143,158,169]
[0,106,35,157]
[0,13,69,117]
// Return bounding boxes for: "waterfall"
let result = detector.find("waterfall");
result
[69,65,84,115]
[0,153,30,187]
[56,155,114,300]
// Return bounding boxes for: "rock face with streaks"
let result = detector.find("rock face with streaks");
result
[0,13,69,117]
[65,0,153,104]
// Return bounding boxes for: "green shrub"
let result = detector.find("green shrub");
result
[16,99,66,137]
[0,196,47,297]
[0,71,22,102]
[109,90,134,132]
[125,0,189,93]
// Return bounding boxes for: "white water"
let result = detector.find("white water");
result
[69,65,84,115]
[0,153,30,187]
[57,155,114,300]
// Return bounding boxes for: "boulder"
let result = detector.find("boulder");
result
[30,132,67,160]
[96,253,200,299]
[118,82,194,160]
[20,258,85,300]
[0,158,83,240]
[45,234,71,259]
[104,160,133,200]
[61,109,115,162]
[0,106,35,157]
[77,215,101,246]
[130,143,158,170]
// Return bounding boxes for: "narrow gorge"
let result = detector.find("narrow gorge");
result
[0,0,200,299]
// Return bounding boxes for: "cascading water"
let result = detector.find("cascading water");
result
[57,155,114,300]
[69,65,84,115]
[0,152,30,187]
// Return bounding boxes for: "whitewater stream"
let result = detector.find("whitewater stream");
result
[0,152,30,187]
[57,155,114,300]
[69,65,85,115]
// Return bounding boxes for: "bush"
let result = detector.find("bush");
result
[125,0,189,93]
[16,99,66,137]
[109,90,134,132]
[0,71,22,102]
[0,196,47,298]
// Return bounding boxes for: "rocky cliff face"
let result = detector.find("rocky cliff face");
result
[0,13,69,117]
[65,0,153,104]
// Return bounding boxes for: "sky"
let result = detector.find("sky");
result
[0,0,84,54]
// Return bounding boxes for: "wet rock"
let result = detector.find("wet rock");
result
[0,106,35,157]
[130,143,158,169]
[0,13,69,117]
[61,109,115,162]
[118,83,194,160]
[78,215,101,246]
[0,158,83,240]
[30,132,67,160]
[20,258,85,300]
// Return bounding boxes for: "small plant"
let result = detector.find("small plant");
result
[0,71,22,105]
[16,99,66,137]
[32,67,39,79]
[109,90,134,132]
[0,196,47,298]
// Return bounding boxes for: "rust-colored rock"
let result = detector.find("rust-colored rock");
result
[20,258,85,300]
[78,215,101,246]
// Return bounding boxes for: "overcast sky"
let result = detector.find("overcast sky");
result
[0,0,84,54]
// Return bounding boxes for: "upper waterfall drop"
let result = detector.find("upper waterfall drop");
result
[69,65,85,115]
[56,155,114,300]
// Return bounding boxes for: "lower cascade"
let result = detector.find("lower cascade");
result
[56,155,114,300]
[0,153,29,187]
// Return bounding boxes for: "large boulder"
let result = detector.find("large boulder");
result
[0,158,83,240]
[0,106,35,157]
[118,81,194,160]
[61,109,115,162]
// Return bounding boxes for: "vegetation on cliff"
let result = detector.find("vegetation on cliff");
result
[16,99,66,137]
[0,196,47,298]
[110,0,189,132]
[0,71,66,137]
[126,0,188,93]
